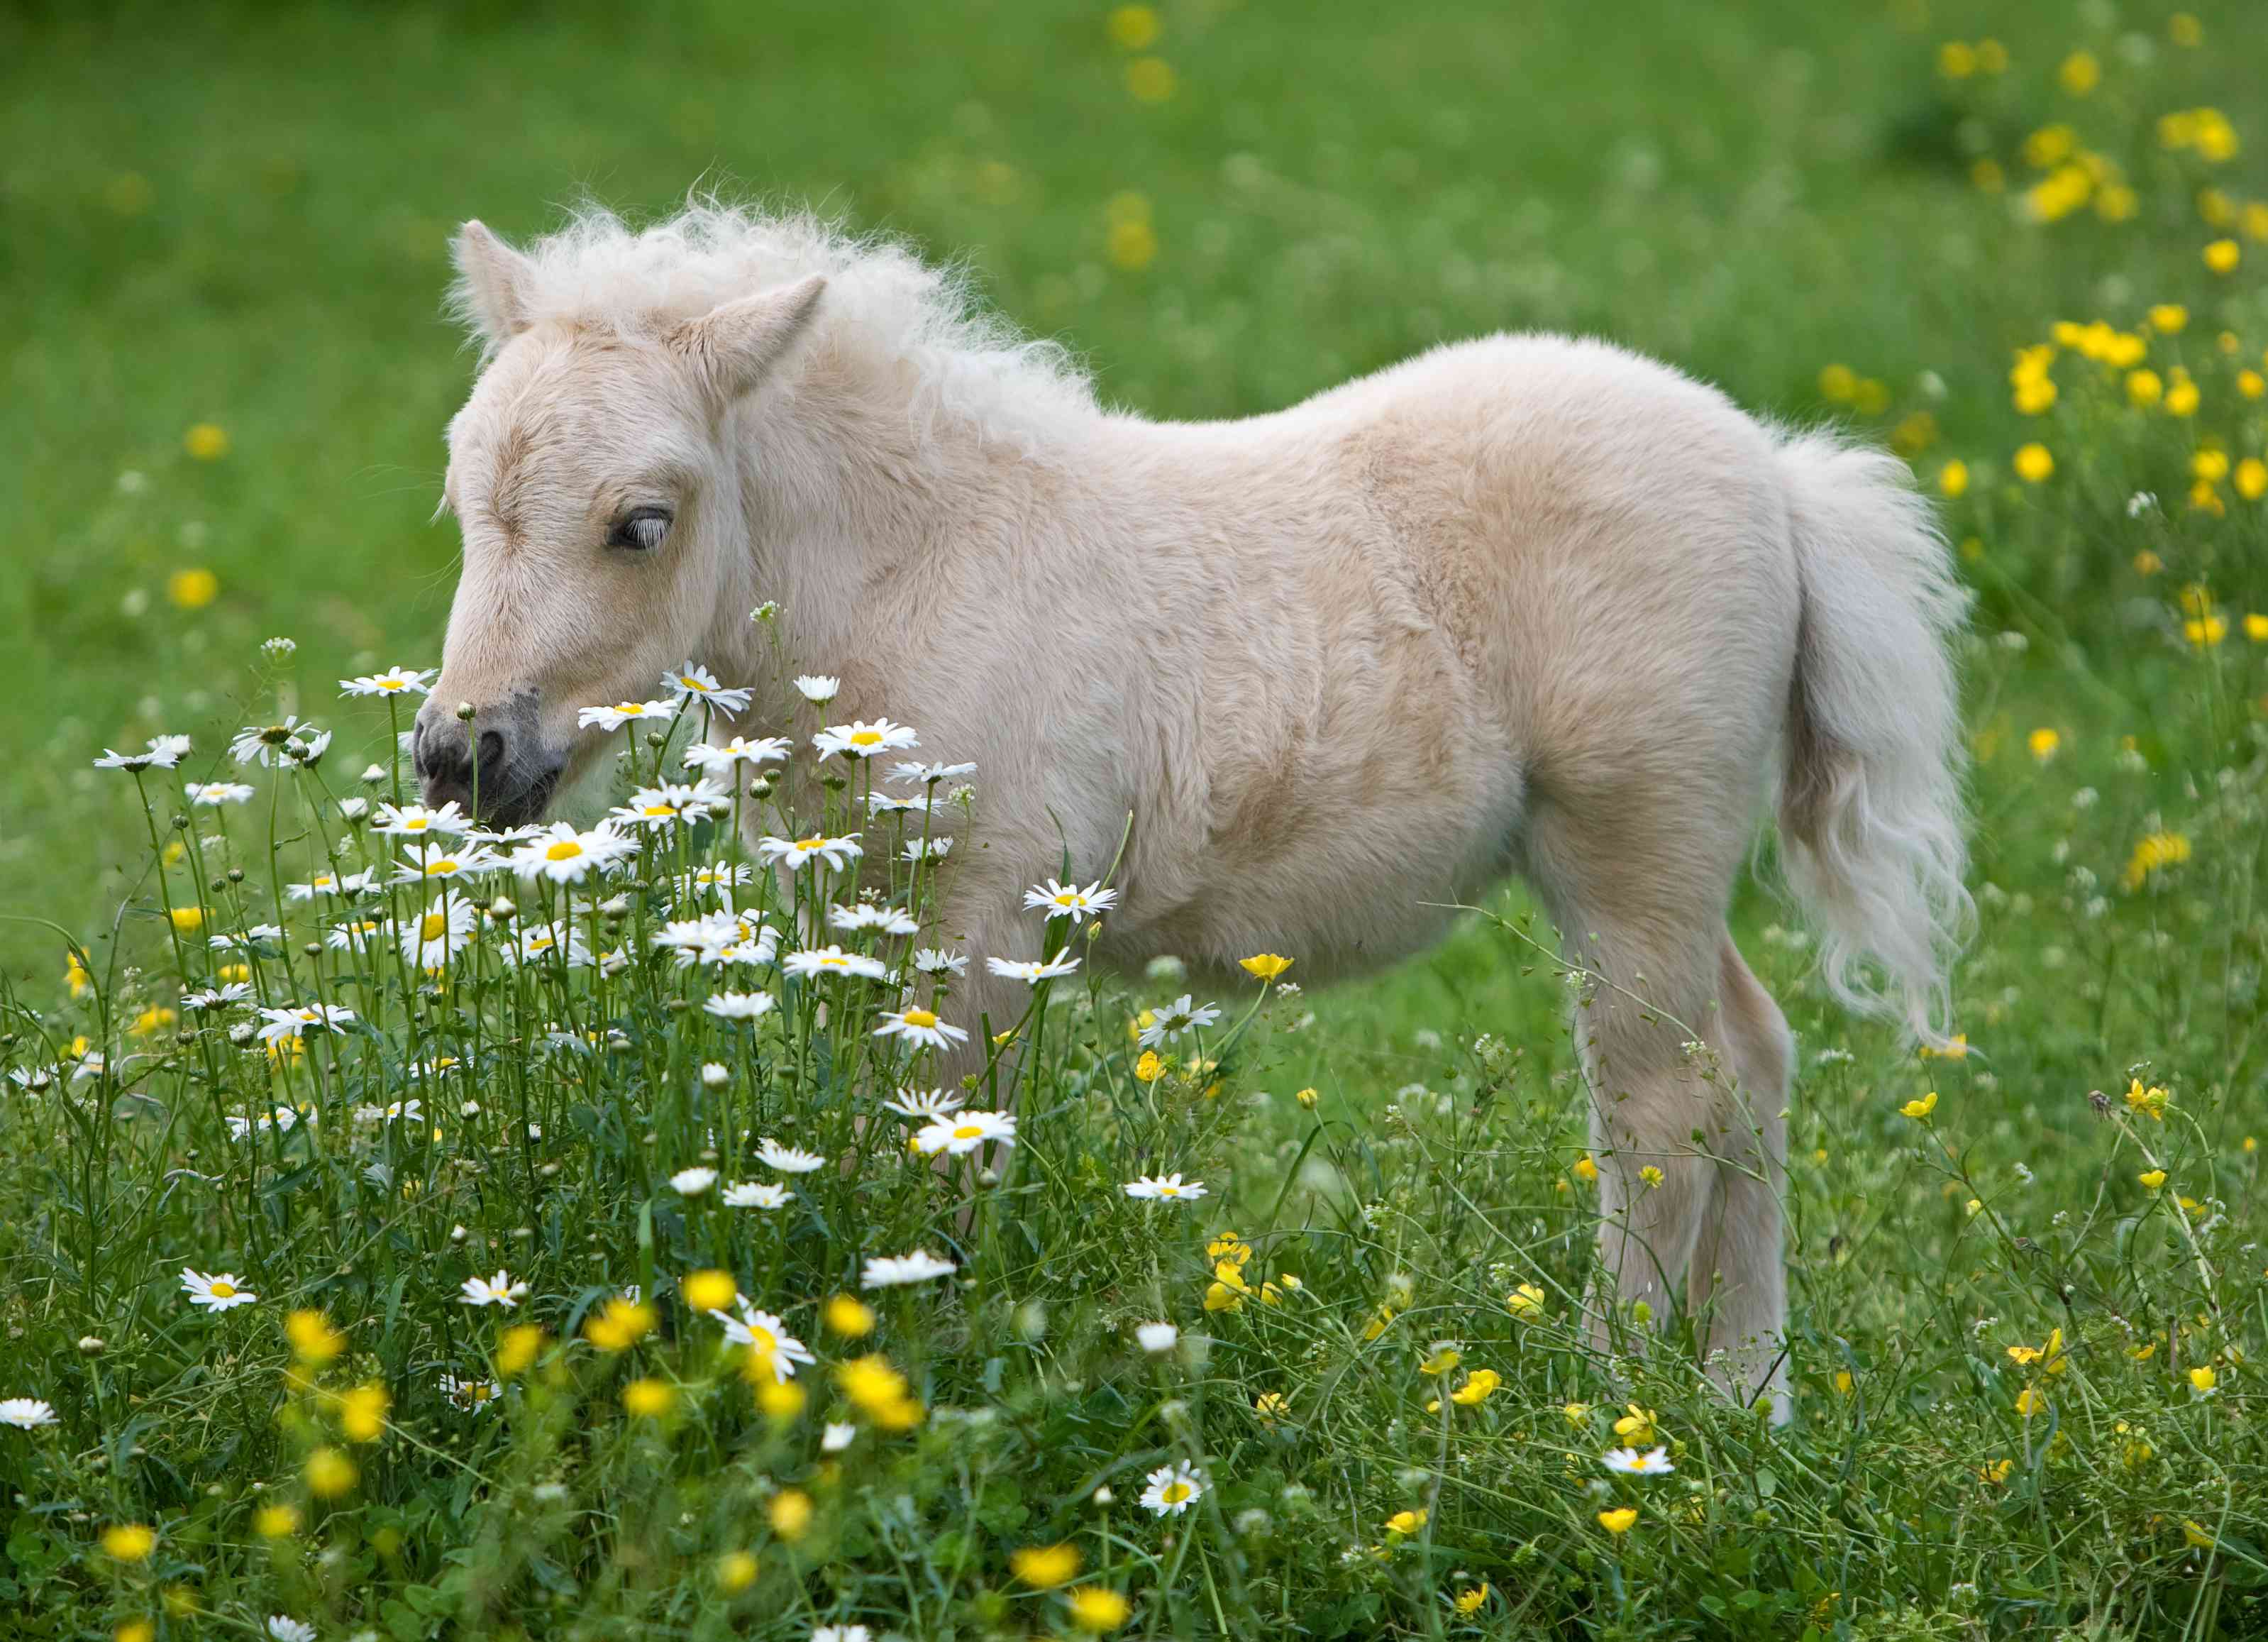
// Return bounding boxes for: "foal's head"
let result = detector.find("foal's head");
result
[416,221,824,822]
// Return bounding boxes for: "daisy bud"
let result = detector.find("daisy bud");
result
[450,1225,468,1242]
[78,1335,106,1355]
[701,1062,731,1089]
[226,867,245,883]
[485,896,516,922]
[599,896,630,922]
[748,777,773,799]
[228,1023,257,1047]
[455,702,477,722]
[359,764,387,784]
[1092,1486,1114,1506]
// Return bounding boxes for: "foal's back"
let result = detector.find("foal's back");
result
[1096,334,1803,986]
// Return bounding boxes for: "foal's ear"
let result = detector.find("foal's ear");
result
[452,220,536,346]
[665,275,828,405]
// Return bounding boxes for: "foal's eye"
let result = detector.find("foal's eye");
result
[607,507,673,551]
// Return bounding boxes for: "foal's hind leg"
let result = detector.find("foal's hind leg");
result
[1523,789,1788,1414]
[1685,940,1793,1421]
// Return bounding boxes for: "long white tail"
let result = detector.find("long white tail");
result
[1774,431,1971,1041]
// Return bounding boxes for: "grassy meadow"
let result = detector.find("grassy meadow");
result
[3,1,2267,1636]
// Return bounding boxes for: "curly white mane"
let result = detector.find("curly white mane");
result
[450,199,1101,446]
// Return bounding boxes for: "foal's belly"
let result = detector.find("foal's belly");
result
[1112,741,1529,986]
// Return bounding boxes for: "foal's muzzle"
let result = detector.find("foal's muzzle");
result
[413,696,560,825]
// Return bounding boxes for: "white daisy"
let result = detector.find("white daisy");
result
[94,734,192,771]
[812,1628,870,1642]
[286,868,378,902]
[1139,996,1220,1046]
[721,1181,795,1210]
[912,947,968,976]
[509,822,634,884]
[338,796,370,820]
[783,945,890,982]
[182,982,253,1011]
[986,951,1081,984]
[891,759,978,785]
[756,833,863,872]
[185,780,256,807]
[374,800,470,838]
[267,1618,316,1642]
[683,862,757,898]
[257,1003,358,1045]
[792,674,839,703]
[209,923,282,950]
[326,918,385,953]
[902,836,955,862]
[1139,1461,1207,1515]
[1601,1446,1674,1476]
[884,1087,965,1120]
[756,1138,826,1174]
[712,1304,816,1382]
[662,663,753,715]
[704,991,778,1021]
[683,736,790,775]
[577,700,676,732]
[459,1270,528,1309]
[0,1398,60,1428]
[340,666,435,698]
[503,922,593,968]
[229,717,327,768]
[1136,1323,1179,1355]
[915,1110,1017,1157]
[860,1250,956,1289]
[864,790,933,816]
[439,1374,504,1412]
[1023,878,1119,924]
[829,903,922,937]
[873,1006,968,1053]
[398,896,477,971]
[670,1167,719,1198]
[181,1269,258,1311]
[813,718,919,760]
[610,779,730,831]
[392,844,499,886]
[1124,1174,1207,1202]
[822,1421,857,1452]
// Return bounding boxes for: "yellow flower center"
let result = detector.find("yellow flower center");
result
[1161,1482,1191,1504]
[821,955,846,967]
[851,729,882,746]
[796,837,825,850]
[403,817,428,830]
[642,805,674,817]
[952,1123,983,1140]
[209,1280,236,1299]
[680,676,701,688]
[1159,1185,1180,1196]
[546,839,583,861]
[377,678,405,691]
[619,704,644,715]
[902,1008,938,1029]
[420,913,448,941]
[1053,893,1078,906]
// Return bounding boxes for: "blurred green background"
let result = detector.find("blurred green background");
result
[1,0,2261,983]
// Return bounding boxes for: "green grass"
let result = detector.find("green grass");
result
[3,1,2267,1636]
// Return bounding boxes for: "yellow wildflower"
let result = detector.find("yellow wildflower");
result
[769,1488,812,1541]
[681,1269,737,1313]
[1455,1584,1490,1614]
[101,1523,157,1562]
[1900,1091,1938,1120]
[1068,1586,1132,1631]
[2206,238,2240,274]
[1507,1283,1545,1320]
[715,1549,759,1593]
[1598,1507,1637,1534]
[2013,443,2053,483]
[304,1445,357,1498]
[584,1298,655,1352]
[2028,728,2059,761]
[1010,1543,1081,1587]
[1451,1370,1500,1406]
[622,1377,675,1418]
[339,1382,389,1443]
[1239,952,1293,980]
[1383,1507,1428,1537]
